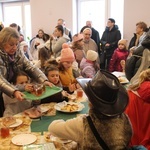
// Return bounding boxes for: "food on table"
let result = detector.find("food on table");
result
[24,107,42,119]
[2,116,16,127]
[61,104,79,112]
[118,76,127,83]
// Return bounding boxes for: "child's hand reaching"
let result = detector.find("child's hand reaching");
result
[25,84,34,92]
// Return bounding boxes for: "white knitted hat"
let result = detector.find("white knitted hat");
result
[86,50,98,61]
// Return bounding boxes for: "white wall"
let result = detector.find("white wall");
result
[30,0,150,43]
[30,0,75,37]
[124,0,150,42]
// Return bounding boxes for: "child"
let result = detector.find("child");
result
[58,43,80,93]
[33,46,50,72]
[125,69,150,149]
[44,60,62,87]
[71,33,85,67]
[109,39,129,72]
[3,71,33,116]
[19,41,33,60]
[80,50,98,78]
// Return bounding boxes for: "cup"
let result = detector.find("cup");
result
[33,84,45,96]
[0,126,10,138]
[77,89,83,98]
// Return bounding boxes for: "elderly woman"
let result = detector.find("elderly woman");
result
[0,27,52,116]
[80,26,98,55]
[48,70,133,149]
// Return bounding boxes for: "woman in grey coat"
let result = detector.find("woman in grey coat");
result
[0,27,53,116]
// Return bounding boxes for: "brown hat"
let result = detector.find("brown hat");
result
[77,70,128,117]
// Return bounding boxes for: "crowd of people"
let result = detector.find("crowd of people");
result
[0,18,149,149]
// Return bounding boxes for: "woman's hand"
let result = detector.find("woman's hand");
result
[13,90,25,101]
[44,81,54,87]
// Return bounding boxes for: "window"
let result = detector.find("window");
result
[2,1,31,41]
[78,0,124,37]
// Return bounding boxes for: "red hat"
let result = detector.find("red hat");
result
[60,43,75,62]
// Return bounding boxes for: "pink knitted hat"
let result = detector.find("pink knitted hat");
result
[72,33,84,42]
[60,43,75,62]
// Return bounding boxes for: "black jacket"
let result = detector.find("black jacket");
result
[101,25,121,56]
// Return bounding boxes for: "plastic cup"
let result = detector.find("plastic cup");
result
[77,89,83,98]
[0,127,10,138]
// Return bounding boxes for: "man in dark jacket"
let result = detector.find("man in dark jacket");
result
[100,18,121,70]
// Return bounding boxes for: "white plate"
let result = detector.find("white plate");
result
[54,101,85,113]
[45,134,72,144]
[9,119,23,128]
[11,134,37,146]
[39,105,50,113]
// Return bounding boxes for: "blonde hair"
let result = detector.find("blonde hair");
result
[0,27,20,49]
[129,69,150,90]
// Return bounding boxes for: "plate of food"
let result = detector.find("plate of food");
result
[44,132,72,144]
[9,119,23,128]
[38,104,50,113]
[23,86,62,100]
[118,76,129,84]
[54,101,85,113]
[2,116,22,128]
[12,133,37,146]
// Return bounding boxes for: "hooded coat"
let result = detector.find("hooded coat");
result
[125,81,150,149]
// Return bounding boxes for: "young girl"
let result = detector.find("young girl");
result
[80,50,98,78]
[71,33,85,67]
[3,71,33,116]
[34,46,50,72]
[58,43,79,93]
[125,69,150,149]
[109,39,129,72]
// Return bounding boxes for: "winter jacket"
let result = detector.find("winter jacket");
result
[49,109,132,150]
[109,48,129,72]
[52,35,70,58]
[80,57,97,78]
[125,31,150,81]
[125,81,150,150]
[0,49,47,97]
[101,25,121,57]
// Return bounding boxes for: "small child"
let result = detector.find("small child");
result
[80,50,98,78]
[58,43,80,93]
[44,62,62,87]
[71,33,85,67]
[3,71,33,117]
[109,39,129,72]
[19,41,33,60]
[41,60,64,104]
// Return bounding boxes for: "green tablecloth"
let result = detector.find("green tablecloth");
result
[31,102,89,133]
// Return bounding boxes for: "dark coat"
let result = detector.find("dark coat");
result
[125,31,150,81]
[128,33,137,50]
[101,25,121,57]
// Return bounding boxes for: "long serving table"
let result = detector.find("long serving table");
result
[31,101,89,132]
[0,93,89,150]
